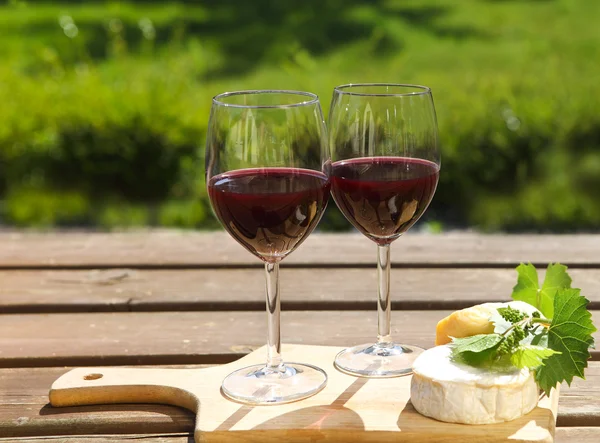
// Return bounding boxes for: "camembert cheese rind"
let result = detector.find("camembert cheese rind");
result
[411,345,539,424]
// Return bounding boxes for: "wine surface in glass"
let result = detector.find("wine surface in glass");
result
[208,167,330,261]
[331,157,439,244]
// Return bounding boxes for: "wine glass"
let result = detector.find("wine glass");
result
[328,83,440,377]
[206,90,331,404]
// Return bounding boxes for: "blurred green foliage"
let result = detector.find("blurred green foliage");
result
[0,0,599,231]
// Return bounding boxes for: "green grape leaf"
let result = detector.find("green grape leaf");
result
[455,348,498,367]
[451,334,503,354]
[451,334,504,368]
[511,263,572,318]
[511,263,540,310]
[510,345,560,370]
[535,288,597,396]
[539,263,572,318]
[529,328,549,347]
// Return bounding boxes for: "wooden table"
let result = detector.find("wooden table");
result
[0,231,599,442]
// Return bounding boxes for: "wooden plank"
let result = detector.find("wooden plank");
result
[557,360,600,427]
[2,432,594,443]
[0,435,192,442]
[0,363,598,438]
[1,232,599,268]
[557,362,600,427]
[5,430,600,443]
[0,310,453,367]
[6,433,600,443]
[2,268,600,314]
[0,367,195,438]
[555,427,600,442]
[0,311,599,367]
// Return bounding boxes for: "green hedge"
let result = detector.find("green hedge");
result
[0,55,213,227]
[1,0,599,231]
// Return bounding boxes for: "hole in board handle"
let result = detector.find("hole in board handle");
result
[83,373,103,381]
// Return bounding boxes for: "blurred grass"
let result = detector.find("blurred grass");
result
[0,0,599,231]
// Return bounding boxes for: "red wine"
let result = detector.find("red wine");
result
[331,157,439,244]
[208,168,330,262]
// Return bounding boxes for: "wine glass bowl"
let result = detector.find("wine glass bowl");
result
[328,83,440,378]
[206,90,330,404]
[330,157,439,244]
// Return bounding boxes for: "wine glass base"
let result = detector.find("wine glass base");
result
[221,363,327,405]
[334,343,424,378]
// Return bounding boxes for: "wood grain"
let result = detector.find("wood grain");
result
[2,268,600,314]
[0,311,598,367]
[48,345,559,443]
[556,359,600,427]
[0,367,195,438]
[1,231,599,441]
[0,435,192,442]
[555,427,600,442]
[4,431,600,443]
[0,310,454,367]
[4,432,597,443]
[1,363,598,438]
[1,231,599,268]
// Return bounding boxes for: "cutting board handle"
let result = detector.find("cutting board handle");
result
[49,366,200,412]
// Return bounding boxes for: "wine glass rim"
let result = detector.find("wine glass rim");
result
[334,83,431,97]
[212,90,320,109]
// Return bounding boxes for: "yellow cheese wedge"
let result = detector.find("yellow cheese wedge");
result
[435,301,539,345]
[435,305,495,345]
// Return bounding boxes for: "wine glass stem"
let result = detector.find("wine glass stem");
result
[265,262,284,370]
[377,244,392,345]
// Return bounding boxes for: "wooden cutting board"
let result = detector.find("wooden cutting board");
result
[50,344,558,442]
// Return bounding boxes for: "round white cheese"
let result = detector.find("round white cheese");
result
[411,345,539,424]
